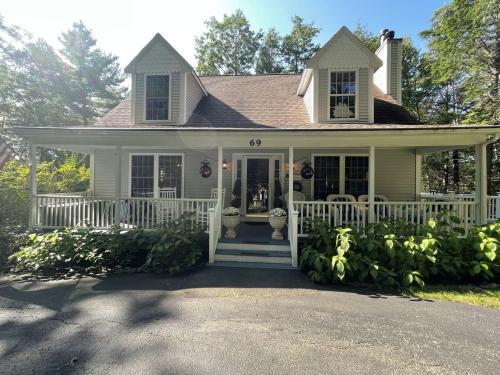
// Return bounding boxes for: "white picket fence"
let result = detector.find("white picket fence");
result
[294,200,477,237]
[34,195,217,230]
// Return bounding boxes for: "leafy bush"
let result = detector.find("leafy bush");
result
[8,214,207,275]
[300,215,499,288]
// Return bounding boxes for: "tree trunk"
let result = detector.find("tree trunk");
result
[452,150,460,192]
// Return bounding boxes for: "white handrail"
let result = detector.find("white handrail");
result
[208,200,222,263]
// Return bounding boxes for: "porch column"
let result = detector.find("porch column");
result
[475,143,488,224]
[288,146,294,211]
[415,154,422,199]
[368,146,375,223]
[114,146,122,226]
[217,146,223,207]
[28,144,37,230]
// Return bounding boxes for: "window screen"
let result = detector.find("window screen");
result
[131,155,154,197]
[313,156,340,200]
[146,75,169,120]
[345,156,368,197]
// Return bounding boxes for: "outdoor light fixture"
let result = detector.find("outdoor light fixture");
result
[222,159,229,170]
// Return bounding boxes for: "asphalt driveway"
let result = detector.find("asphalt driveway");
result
[0,268,499,374]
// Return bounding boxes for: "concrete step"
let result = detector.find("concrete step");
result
[209,261,296,270]
[214,252,291,264]
[217,242,290,252]
[216,249,291,257]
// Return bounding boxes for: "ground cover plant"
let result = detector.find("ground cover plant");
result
[8,214,207,275]
[300,214,499,288]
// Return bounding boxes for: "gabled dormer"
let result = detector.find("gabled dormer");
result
[298,26,384,124]
[125,34,207,125]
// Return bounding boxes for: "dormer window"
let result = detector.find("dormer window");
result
[145,75,170,121]
[329,71,356,120]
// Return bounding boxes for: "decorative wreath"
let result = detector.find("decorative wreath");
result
[199,160,212,178]
[300,160,314,179]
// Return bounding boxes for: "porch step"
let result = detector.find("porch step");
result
[209,261,296,270]
[214,249,292,265]
[217,242,290,252]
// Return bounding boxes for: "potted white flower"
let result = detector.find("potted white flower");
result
[222,207,240,239]
[269,208,287,240]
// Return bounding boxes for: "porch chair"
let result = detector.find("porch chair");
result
[284,191,306,209]
[210,187,226,203]
[326,194,360,224]
[159,187,177,198]
[357,194,389,222]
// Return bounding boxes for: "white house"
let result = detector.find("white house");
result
[14,26,500,268]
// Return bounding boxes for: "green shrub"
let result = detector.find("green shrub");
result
[300,216,499,288]
[8,214,207,274]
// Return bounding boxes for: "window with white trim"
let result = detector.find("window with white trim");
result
[329,71,356,119]
[130,154,183,198]
[312,155,369,199]
[146,75,170,120]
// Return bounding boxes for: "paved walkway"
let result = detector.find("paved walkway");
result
[0,268,499,374]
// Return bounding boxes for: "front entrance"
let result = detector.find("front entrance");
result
[245,158,270,215]
[234,154,284,219]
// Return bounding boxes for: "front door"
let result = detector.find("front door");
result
[245,158,270,215]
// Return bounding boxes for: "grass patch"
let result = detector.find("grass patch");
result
[403,284,500,308]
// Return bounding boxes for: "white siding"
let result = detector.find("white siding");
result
[303,75,314,122]
[358,68,369,121]
[310,34,371,69]
[185,72,204,121]
[134,40,188,73]
[92,148,416,202]
[93,150,117,197]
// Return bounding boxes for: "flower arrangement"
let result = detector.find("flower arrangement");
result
[222,207,240,216]
[269,208,287,217]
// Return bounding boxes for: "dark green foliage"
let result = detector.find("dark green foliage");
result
[8,215,207,275]
[300,216,499,288]
[280,16,320,73]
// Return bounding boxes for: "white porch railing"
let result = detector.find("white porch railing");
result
[421,192,500,222]
[294,200,477,237]
[294,201,368,236]
[34,195,217,230]
[208,200,222,263]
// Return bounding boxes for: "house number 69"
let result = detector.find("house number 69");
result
[249,139,262,147]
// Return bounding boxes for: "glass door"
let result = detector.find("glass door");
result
[245,158,270,215]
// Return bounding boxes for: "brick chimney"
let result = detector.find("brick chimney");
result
[373,29,402,104]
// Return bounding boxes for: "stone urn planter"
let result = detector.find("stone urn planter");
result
[269,208,287,240]
[222,207,240,239]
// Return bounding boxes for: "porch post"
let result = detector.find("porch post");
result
[114,146,122,226]
[475,143,488,225]
[368,146,375,223]
[288,146,294,211]
[217,146,223,207]
[28,144,37,230]
[415,154,422,199]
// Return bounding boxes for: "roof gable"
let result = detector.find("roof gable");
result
[124,33,193,74]
[306,26,383,69]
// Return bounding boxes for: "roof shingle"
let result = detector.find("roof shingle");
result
[94,74,418,129]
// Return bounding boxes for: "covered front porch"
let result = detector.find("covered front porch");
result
[17,126,500,268]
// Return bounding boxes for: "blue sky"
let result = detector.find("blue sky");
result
[2,0,449,72]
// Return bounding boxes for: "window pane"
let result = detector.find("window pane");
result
[345,156,368,197]
[313,156,340,200]
[329,71,356,119]
[146,75,169,120]
[159,155,183,198]
[131,155,154,197]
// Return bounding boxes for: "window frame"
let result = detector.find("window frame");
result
[143,74,172,122]
[327,69,359,121]
[311,153,369,199]
[129,153,184,198]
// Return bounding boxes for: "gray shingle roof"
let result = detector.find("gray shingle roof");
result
[94,74,418,129]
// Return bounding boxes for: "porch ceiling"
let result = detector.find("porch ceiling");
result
[13,126,500,151]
